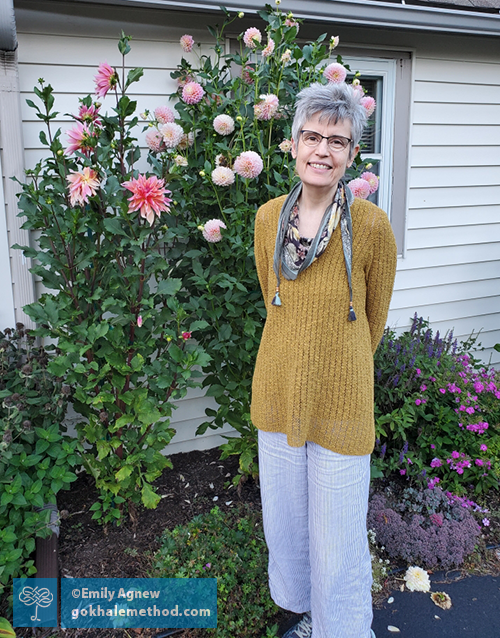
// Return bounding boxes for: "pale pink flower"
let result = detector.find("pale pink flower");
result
[360,171,379,194]
[137,315,143,328]
[254,94,279,121]
[154,106,175,124]
[213,114,235,136]
[176,73,194,89]
[279,139,292,152]
[66,167,100,207]
[145,129,166,153]
[285,17,299,32]
[78,104,102,127]
[347,178,370,199]
[241,65,255,85]
[160,122,184,148]
[233,151,263,179]
[262,38,275,58]
[330,35,340,50]
[211,166,235,186]
[94,62,118,98]
[352,80,365,97]
[323,62,347,84]
[177,131,195,150]
[174,155,188,167]
[281,49,292,64]
[182,81,205,105]
[122,174,172,226]
[215,154,230,167]
[202,219,226,243]
[243,27,262,48]
[65,122,94,156]
[180,34,194,53]
[360,95,376,116]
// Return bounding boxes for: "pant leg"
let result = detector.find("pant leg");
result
[258,430,311,613]
[307,441,373,638]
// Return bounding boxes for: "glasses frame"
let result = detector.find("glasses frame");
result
[299,129,353,152]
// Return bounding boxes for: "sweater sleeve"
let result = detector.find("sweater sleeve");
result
[254,204,270,312]
[365,211,397,354]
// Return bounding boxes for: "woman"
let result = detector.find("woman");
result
[251,81,397,638]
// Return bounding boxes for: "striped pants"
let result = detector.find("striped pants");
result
[258,430,373,638]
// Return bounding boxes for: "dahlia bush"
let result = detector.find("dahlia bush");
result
[14,35,210,524]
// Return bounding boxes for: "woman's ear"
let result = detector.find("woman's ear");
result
[347,144,360,168]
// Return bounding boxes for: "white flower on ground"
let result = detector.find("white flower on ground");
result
[404,566,431,592]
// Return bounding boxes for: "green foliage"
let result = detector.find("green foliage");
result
[15,40,209,524]
[151,505,278,638]
[0,326,78,598]
[155,7,374,481]
[373,315,500,495]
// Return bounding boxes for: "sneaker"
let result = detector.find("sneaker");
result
[282,612,312,638]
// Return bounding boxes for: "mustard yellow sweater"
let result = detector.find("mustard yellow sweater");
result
[251,194,397,456]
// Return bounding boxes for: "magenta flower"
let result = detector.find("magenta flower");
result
[182,81,205,105]
[243,27,262,49]
[430,458,442,468]
[213,114,235,136]
[122,174,172,226]
[400,469,406,476]
[201,219,227,243]
[180,34,194,53]
[360,95,376,117]
[451,451,460,459]
[182,331,192,340]
[480,444,488,452]
[65,122,95,156]
[154,106,175,124]
[360,171,379,194]
[483,518,490,527]
[430,444,436,449]
[137,315,143,328]
[415,399,421,406]
[323,62,347,84]
[347,178,370,199]
[416,369,422,376]
[66,167,100,207]
[439,388,446,394]
[211,167,235,186]
[78,104,102,127]
[233,151,263,179]
[94,62,118,98]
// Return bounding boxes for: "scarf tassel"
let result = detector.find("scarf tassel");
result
[272,287,282,306]
[348,301,356,322]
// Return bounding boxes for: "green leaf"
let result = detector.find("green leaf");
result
[157,279,182,296]
[141,483,160,509]
[125,67,144,89]
[115,465,133,482]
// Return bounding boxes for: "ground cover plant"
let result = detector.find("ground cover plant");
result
[0,325,78,600]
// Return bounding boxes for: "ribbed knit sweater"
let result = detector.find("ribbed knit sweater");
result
[251,194,398,456]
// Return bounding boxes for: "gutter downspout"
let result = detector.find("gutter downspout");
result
[0,0,36,328]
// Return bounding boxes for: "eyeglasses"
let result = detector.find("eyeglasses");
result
[299,130,353,152]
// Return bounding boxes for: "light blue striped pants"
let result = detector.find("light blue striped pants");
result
[258,430,373,638]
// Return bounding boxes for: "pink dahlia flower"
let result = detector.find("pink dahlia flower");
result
[360,95,376,116]
[145,128,166,153]
[182,81,205,105]
[65,122,94,156]
[241,65,255,85]
[182,331,192,340]
[330,35,340,50]
[154,106,175,124]
[122,174,172,226]
[202,219,227,243]
[66,167,100,207]
[233,151,263,179]
[360,171,379,194]
[177,131,195,150]
[160,122,184,148]
[176,73,194,89]
[352,80,365,97]
[213,114,235,136]
[180,34,194,53]
[285,17,299,32]
[254,94,279,121]
[279,139,292,152]
[262,38,275,58]
[94,62,118,98]
[211,166,235,186]
[243,27,262,48]
[174,155,188,167]
[347,178,370,199]
[323,62,347,84]
[78,104,102,127]
[281,49,292,64]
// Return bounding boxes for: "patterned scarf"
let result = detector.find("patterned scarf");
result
[271,180,356,321]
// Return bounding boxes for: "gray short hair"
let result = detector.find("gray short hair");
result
[291,82,368,155]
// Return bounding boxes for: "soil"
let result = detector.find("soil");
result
[9,447,500,638]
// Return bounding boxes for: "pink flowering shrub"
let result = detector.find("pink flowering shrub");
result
[368,488,481,569]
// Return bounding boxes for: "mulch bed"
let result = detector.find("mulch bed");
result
[8,446,500,638]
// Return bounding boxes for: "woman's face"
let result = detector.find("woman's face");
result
[291,113,359,197]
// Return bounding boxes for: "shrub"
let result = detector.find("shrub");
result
[0,325,78,598]
[151,505,278,638]
[367,486,481,569]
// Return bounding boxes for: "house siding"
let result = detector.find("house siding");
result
[9,1,500,452]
